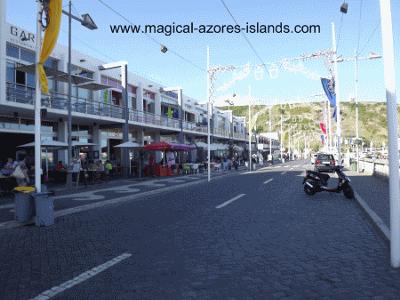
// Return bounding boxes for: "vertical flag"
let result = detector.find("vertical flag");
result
[321,77,336,107]
[38,0,63,93]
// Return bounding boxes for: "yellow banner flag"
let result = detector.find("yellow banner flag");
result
[38,0,62,94]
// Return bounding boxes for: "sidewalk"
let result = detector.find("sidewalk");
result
[347,170,390,232]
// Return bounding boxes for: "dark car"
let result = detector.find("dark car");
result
[314,153,336,172]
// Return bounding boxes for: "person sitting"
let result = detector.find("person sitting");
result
[13,160,30,186]
[55,161,66,171]
[1,158,17,176]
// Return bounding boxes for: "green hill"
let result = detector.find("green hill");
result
[219,102,390,152]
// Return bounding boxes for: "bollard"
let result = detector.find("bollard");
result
[33,192,54,226]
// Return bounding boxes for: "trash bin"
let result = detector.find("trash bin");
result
[13,186,35,223]
[33,191,54,227]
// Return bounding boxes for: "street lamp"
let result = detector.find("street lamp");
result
[336,51,382,172]
[98,61,129,177]
[63,1,97,188]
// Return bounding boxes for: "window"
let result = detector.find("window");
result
[16,70,26,85]
[131,97,136,109]
[6,62,15,83]
[20,48,35,63]
[6,43,19,58]
[26,72,35,88]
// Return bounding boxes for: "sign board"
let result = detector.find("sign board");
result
[257,144,264,150]
[6,23,36,50]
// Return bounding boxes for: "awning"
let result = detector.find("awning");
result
[144,141,195,151]
[17,140,68,149]
[16,64,93,85]
[114,141,142,148]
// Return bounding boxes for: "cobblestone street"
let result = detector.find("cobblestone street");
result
[1,161,399,299]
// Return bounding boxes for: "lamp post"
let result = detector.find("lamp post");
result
[269,104,272,163]
[248,86,252,171]
[280,106,283,162]
[63,1,97,188]
[34,1,43,192]
[98,61,129,177]
[331,22,342,164]
[207,46,211,182]
[335,52,381,171]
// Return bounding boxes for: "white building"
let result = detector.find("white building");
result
[0,3,247,171]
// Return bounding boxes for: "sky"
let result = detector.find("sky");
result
[5,0,400,106]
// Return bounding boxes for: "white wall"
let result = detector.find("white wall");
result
[0,0,6,103]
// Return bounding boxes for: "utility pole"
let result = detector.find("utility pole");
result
[34,1,42,193]
[354,50,360,172]
[332,22,342,163]
[288,126,291,161]
[207,46,211,182]
[269,105,272,162]
[280,106,283,162]
[379,0,400,268]
[248,86,252,171]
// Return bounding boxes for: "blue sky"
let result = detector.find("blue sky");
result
[5,0,400,105]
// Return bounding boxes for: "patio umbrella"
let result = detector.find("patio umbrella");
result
[113,141,142,148]
[17,140,68,179]
[114,141,142,175]
[17,140,68,148]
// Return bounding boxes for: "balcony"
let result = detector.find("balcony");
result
[5,82,247,139]
[6,82,124,119]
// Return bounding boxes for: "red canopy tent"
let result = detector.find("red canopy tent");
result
[143,141,195,151]
[143,142,195,176]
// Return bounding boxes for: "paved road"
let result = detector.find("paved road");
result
[1,160,400,299]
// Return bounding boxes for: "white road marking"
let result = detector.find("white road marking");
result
[284,165,289,168]
[31,253,132,300]
[263,178,274,185]
[216,194,245,209]
[281,171,287,175]
[290,167,294,170]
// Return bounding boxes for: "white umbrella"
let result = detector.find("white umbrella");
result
[17,140,68,148]
[17,140,68,180]
[114,141,142,175]
[113,141,142,148]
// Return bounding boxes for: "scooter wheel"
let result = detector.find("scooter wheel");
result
[304,182,316,196]
[343,184,354,199]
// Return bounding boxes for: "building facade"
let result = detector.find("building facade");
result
[0,5,248,170]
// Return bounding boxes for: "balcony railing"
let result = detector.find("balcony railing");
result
[5,82,247,139]
[6,82,124,119]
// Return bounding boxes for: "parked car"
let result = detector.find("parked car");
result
[314,153,336,172]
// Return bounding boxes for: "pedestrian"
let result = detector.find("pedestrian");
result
[105,160,113,179]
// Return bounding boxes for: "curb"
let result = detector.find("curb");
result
[353,189,390,242]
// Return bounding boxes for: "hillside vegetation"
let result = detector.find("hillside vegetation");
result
[219,102,391,152]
